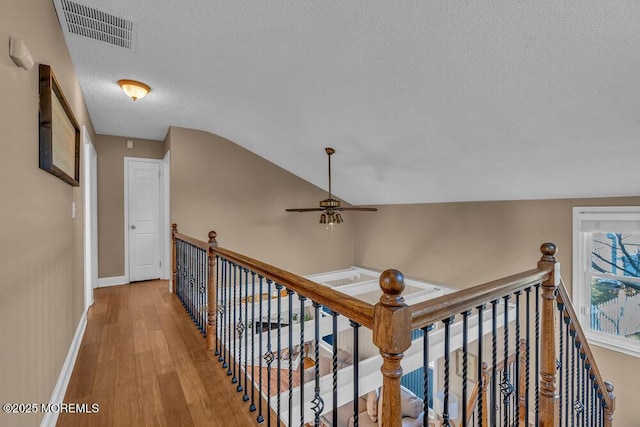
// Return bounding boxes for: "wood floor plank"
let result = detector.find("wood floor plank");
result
[157,371,195,427]
[58,280,260,427]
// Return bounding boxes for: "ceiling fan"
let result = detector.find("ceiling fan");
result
[286,147,377,224]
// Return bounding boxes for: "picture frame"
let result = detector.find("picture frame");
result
[39,64,80,186]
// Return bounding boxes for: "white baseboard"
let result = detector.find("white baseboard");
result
[40,310,87,427]
[97,276,127,287]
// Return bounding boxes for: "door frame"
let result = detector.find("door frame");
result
[162,150,171,282]
[83,126,97,310]
[124,157,166,284]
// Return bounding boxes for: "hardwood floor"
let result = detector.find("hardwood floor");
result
[58,280,259,427]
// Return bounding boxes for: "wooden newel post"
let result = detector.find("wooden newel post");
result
[537,242,560,427]
[604,381,615,427]
[171,223,178,294]
[374,269,412,427]
[207,231,218,351]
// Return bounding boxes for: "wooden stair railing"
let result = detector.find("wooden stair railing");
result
[170,227,615,427]
[556,278,615,425]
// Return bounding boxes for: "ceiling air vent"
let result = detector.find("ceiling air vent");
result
[60,0,136,50]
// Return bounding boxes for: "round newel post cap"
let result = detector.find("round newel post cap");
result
[540,242,557,261]
[379,269,405,307]
[208,231,218,247]
[171,223,178,232]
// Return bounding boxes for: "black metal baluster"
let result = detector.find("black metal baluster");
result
[276,283,283,426]
[222,259,231,375]
[351,321,360,427]
[312,302,323,427]
[443,316,454,427]
[558,303,564,427]
[257,275,264,424]
[250,271,257,412]
[219,258,226,363]
[462,310,470,426]
[571,330,576,427]
[524,288,531,427]
[476,305,485,427]
[215,255,221,357]
[232,263,238,385]
[287,289,294,427]
[226,260,232,374]
[491,299,498,427]
[243,268,250,402]
[579,350,585,426]
[514,292,521,426]
[236,266,243,392]
[590,371,596,426]
[299,295,307,426]
[501,295,512,427]
[265,279,274,427]
[331,310,338,427]
[564,315,570,427]
[534,284,540,427]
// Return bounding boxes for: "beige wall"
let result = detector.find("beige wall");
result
[169,126,354,275]
[0,1,95,425]
[354,196,640,426]
[94,135,165,278]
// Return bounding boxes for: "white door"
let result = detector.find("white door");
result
[126,158,162,282]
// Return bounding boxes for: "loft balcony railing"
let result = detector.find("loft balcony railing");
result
[171,224,615,427]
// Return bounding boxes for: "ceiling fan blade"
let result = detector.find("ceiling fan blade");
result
[285,208,325,212]
[339,207,378,211]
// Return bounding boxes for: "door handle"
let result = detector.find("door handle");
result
[130,225,136,230]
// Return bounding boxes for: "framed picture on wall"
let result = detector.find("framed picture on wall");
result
[39,64,80,186]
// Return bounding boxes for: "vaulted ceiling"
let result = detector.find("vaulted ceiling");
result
[54,1,640,205]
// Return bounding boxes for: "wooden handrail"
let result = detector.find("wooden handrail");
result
[409,268,551,329]
[212,246,376,329]
[556,278,615,421]
[174,231,210,251]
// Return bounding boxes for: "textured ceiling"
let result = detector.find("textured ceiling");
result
[54,1,640,205]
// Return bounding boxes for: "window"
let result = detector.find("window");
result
[573,207,640,357]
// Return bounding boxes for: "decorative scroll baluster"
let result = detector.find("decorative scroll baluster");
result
[311,302,324,427]
[235,265,243,392]
[243,268,250,401]
[514,291,521,425]
[524,288,531,427]
[232,263,238,385]
[442,316,454,427]
[534,283,540,427]
[215,253,220,356]
[331,309,338,427]
[564,317,570,427]
[224,260,230,370]
[476,305,485,427]
[571,330,576,427]
[462,310,470,425]
[276,282,283,425]
[501,294,512,427]
[265,279,274,427]
[250,272,257,413]
[491,299,498,427]
[298,295,307,426]
[557,299,564,427]
[287,289,294,427]
[351,320,360,427]
[257,275,264,424]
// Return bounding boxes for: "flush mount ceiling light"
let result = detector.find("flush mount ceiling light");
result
[118,79,150,101]
[286,147,377,225]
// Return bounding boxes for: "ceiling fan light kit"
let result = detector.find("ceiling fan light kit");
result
[286,147,377,225]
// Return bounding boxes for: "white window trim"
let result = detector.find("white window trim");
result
[573,206,640,358]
